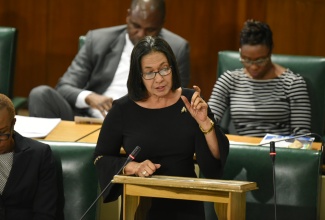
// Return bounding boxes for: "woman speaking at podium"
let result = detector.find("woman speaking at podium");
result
[94,36,229,220]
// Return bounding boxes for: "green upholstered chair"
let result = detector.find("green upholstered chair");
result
[221,144,322,220]
[79,35,86,50]
[216,51,325,138]
[0,26,28,111]
[40,141,99,220]
[205,144,323,220]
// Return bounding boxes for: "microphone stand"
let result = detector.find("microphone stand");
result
[261,133,311,220]
[261,132,324,220]
[269,141,277,220]
[79,146,141,220]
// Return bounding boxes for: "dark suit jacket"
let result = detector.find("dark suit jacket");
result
[0,132,57,220]
[56,25,190,107]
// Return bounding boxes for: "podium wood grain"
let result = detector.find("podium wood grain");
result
[113,175,257,220]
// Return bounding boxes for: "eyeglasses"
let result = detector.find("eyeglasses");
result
[239,56,270,66]
[142,66,172,80]
[0,133,11,141]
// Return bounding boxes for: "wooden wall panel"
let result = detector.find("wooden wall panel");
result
[165,0,241,98]
[266,0,325,56]
[0,0,324,102]
[46,1,130,86]
[0,0,48,97]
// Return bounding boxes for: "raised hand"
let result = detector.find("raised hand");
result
[180,85,208,124]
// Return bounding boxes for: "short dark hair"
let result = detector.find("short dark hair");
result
[240,19,274,52]
[127,36,181,101]
[0,93,15,122]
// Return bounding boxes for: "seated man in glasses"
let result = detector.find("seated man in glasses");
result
[208,19,311,138]
[0,93,57,219]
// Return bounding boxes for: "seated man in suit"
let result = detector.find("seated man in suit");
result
[28,0,190,120]
[0,93,57,219]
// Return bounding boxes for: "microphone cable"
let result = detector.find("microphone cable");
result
[79,146,141,220]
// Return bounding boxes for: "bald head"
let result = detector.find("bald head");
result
[0,94,15,123]
[127,0,166,45]
[0,94,16,154]
[131,0,166,20]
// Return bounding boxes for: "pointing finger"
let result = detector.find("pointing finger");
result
[193,85,201,93]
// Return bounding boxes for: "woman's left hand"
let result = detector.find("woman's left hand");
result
[181,85,220,159]
[181,85,208,124]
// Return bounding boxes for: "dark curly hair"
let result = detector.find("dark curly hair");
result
[240,19,273,52]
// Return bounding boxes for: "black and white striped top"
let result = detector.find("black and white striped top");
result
[208,68,311,137]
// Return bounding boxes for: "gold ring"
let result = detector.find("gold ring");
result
[142,171,147,175]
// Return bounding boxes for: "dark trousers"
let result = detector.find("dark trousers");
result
[28,85,88,121]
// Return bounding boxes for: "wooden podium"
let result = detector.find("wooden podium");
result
[112,175,257,220]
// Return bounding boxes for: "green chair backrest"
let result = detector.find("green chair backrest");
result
[222,144,322,220]
[79,35,86,51]
[0,26,17,99]
[41,141,99,220]
[217,50,325,137]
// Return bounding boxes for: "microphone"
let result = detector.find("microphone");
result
[260,132,324,220]
[79,146,141,220]
[270,141,276,162]
[122,146,141,166]
[261,133,311,220]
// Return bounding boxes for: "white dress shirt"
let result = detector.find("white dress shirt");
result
[75,33,133,118]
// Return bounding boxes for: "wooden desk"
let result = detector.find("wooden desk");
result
[76,131,322,151]
[44,121,322,150]
[77,129,101,143]
[113,175,257,220]
[41,122,324,172]
[75,130,322,150]
[227,134,322,150]
[41,121,101,142]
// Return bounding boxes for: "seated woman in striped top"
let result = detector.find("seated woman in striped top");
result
[208,19,311,137]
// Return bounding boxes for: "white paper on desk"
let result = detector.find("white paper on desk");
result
[14,115,61,138]
[259,133,315,149]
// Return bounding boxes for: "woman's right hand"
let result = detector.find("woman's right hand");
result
[124,160,161,177]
